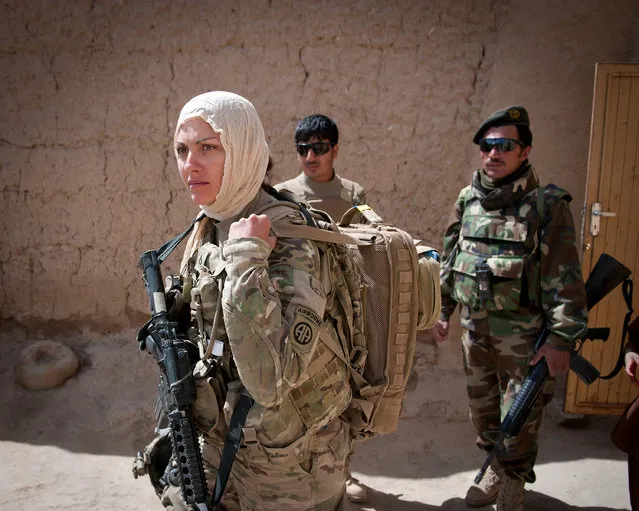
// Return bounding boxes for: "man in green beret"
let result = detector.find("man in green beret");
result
[433,106,588,510]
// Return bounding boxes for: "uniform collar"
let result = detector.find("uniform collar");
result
[470,163,539,210]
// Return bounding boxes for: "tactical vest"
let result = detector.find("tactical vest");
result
[452,184,568,313]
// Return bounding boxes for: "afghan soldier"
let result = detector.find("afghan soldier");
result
[275,114,367,224]
[432,106,588,510]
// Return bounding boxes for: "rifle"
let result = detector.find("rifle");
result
[137,248,210,511]
[474,252,632,484]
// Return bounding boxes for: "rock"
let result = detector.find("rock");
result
[15,340,80,391]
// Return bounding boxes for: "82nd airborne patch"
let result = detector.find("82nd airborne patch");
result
[290,306,322,349]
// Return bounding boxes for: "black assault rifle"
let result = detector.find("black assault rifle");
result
[474,252,632,484]
[137,248,209,511]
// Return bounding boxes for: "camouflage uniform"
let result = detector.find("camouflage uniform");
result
[172,188,352,510]
[439,163,587,483]
[275,171,369,501]
[275,172,366,222]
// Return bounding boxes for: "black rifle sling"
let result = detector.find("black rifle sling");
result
[598,277,634,380]
[153,212,256,507]
[156,213,206,263]
[212,392,255,509]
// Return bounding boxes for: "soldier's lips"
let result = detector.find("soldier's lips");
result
[189,181,209,189]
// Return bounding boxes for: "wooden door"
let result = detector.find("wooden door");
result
[564,63,639,415]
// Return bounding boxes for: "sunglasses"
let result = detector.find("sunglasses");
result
[479,137,526,153]
[295,141,333,157]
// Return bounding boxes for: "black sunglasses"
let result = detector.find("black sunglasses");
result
[479,137,526,153]
[295,141,333,157]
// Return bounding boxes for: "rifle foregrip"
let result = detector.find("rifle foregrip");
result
[168,411,209,506]
[500,361,549,438]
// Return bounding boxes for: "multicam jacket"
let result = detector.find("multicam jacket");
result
[185,188,352,448]
[439,164,588,349]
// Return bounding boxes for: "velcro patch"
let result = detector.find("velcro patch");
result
[290,306,322,348]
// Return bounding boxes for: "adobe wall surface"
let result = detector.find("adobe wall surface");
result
[1,1,637,357]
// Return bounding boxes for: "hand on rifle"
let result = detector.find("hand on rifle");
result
[530,344,570,377]
[432,319,449,343]
[625,351,639,384]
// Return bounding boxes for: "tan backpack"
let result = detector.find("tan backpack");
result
[258,190,441,438]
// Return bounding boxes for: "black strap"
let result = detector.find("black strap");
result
[599,277,634,380]
[212,392,255,509]
[156,213,206,263]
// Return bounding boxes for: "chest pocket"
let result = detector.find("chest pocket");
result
[452,214,529,312]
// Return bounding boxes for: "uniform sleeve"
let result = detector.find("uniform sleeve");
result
[439,190,466,321]
[221,235,326,408]
[540,200,588,349]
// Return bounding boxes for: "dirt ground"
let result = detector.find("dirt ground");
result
[0,329,632,511]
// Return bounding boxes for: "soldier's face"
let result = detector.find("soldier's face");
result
[296,136,339,183]
[174,118,226,206]
[480,125,531,180]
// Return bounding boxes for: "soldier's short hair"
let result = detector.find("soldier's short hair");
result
[295,114,339,145]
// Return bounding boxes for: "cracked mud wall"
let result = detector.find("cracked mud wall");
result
[0,0,637,342]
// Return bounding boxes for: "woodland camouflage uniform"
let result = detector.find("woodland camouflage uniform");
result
[439,163,588,483]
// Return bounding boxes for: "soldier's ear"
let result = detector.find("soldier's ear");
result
[332,143,339,160]
[520,145,531,161]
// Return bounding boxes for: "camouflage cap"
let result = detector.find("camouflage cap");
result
[473,105,530,144]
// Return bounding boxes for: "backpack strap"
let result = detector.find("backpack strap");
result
[255,194,370,246]
[338,204,384,226]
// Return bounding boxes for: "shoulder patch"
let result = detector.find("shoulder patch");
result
[290,306,322,348]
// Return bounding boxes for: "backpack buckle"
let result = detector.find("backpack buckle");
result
[350,346,367,373]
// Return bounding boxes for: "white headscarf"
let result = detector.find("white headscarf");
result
[174,91,269,220]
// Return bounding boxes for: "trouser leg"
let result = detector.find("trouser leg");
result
[462,329,551,483]
[230,419,350,511]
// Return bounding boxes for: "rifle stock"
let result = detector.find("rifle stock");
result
[138,250,210,510]
[474,253,631,484]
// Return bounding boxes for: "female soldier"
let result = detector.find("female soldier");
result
[160,91,352,511]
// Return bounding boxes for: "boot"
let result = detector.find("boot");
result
[465,463,503,507]
[345,476,368,503]
[496,475,525,511]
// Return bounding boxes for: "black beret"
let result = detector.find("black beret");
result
[473,105,530,144]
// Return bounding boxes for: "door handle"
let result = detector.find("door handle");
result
[590,202,616,236]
